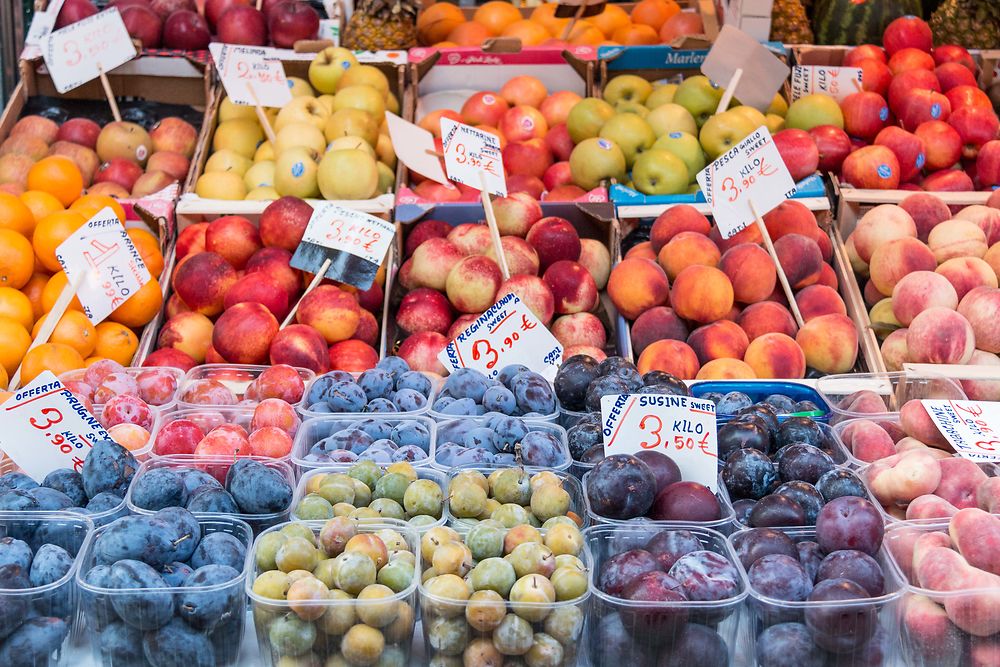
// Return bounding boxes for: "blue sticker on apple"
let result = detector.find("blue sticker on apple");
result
[342,61,351,69]
[931,103,941,118]
[292,162,305,178]
[879,107,889,122]
[669,132,682,139]
[877,164,891,179]
[916,153,926,169]
[287,80,294,89]
[597,139,613,150]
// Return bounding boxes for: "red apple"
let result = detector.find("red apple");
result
[922,169,974,192]
[267,0,319,48]
[809,125,852,173]
[933,45,976,72]
[946,85,993,111]
[841,145,900,189]
[543,161,573,191]
[897,89,951,132]
[888,69,940,114]
[874,126,926,182]
[120,5,162,48]
[888,48,935,76]
[217,6,267,45]
[163,10,211,50]
[503,140,553,180]
[94,158,144,192]
[859,59,892,97]
[772,129,819,182]
[949,106,1000,159]
[205,0,250,31]
[544,123,574,162]
[56,118,101,149]
[844,44,886,66]
[935,62,978,92]
[914,120,963,171]
[977,140,1000,188]
[840,91,891,141]
[150,0,197,18]
[56,0,97,29]
[883,15,933,56]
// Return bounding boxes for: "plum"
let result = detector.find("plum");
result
[644,530,703,571]
[108,559,175,630]
[804,578,877,654]
[718,420,772,460]
[130,468,188,511]
[82,440,138,499]
[567,422,602,461]
[40,469,86,506]
[777,444,835,485]
[733,499,756,525]
[0,617,69,666]
[658,623,729,666]
[590,612,654,667]
[815,496,884,557]
[667,551,741,602]
[749,495,806,527]
[650,482,722,522]
[586,455,657,520]
[732,528,798,570]
[756,622,825,667]
[816,550,884,597]
[621,570,689,637]
[585,374,630,412]
[815,469,867,503]
[776,417,826,451]
[142,617,216,667]
[226,459,293,514]
[189,532,246,570]
[717,391,752,415]
[773,481,825,524]
[796,541,823,584]
[598,549,661,597]
[634,451,682,492]
[99,621,144,665]
[722,448,776,500]
[177,564,242,632]
[748,554,813,602]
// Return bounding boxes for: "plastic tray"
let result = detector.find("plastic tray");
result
[93,403,162,462]
[290,415,437,471]
[177,364,315,409]
[60,365,183,410]
[431,418,573,473]
[816,372,967,424]
[148,406,299,463]
[427,374,560,422]
[0,459,128,528]
[298,370,438,420]
[689,380,833,423]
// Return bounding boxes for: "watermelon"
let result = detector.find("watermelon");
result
[813,0,924,45]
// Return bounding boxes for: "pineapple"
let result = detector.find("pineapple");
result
[342,0,419,51]
[930,0,1000,50]
[770,0,814,44]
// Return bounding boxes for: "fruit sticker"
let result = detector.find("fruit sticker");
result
[922,400,1000,462]
[209,43,293,108]
[0,371,111,482]
[41,7,137,94]
[601,393,719,491]
[440,117,507,197]
[790,66,863,103]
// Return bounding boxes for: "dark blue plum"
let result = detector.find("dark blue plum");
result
[377,356,410,379]
[393,388,427,412]
[718,420,772,460]
[463,427,499,453]
[186,486,239,514]
[395,370,431,396]
[776,417,826,450]
[0,490,40,512]
[586,454,656,519]
[82,440,137,500]
[86,492,126,517]
[319,428,374,456]
[130,468,188,511]
[568,422,602,461]
[717,391,753,415]
[108,560,174,630]
[756,622,825,667]
[177,564,242,631]
[226,459,292,515]
[25,487,74,510]
[321,380,368,413]
[764,394,797,414]
[482,385,517,414]
[28,544,72,588]
[159,561,193,587]
[0,617,69,666]
[554,356,601,411]
[815,469,867,503]
[41,469,86,506]
[438,397,480,416]
[778,444,835,485]
[451,448,494,466]
[722,448,777,500]
[486,415,528,453]
[153,508,200,563]
[0,538,32,570]
[177,469,222,497]
[81,564,116,629]
[364,398,398,413]
[99,621,144,666]
[443,368,491,402]
[0,473,38,495]
[306,375,336,405]
[392,446,426,463]
[357,368,394,401]
[774,481,825,524]
[142,617,215,667]
[355,419,392,440]
[189,532,246,570]
[498,364,530,387]
[795,400,821,414]
[390,422,430,451]
[585,375,630,413]
[431,396,454,413]
[519,431,565,467]
[93,516,178,568]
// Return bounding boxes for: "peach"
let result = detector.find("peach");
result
[525,216,581,270]
[649,205,711,253]
[977,477,1000,513]
[268,324,329,374]
[563,345,606,362]
[936,458,989,510]
[914,545,1000,636]
[962,349,1000,401]
[892,271,959,325]
[984,241,1000,278]
[157,311,214,363]
[881,328,910,372]
[763,200,818,240]
[578,238,611,289]
[842,419,896,462]
[397,288,453,336]
[901,594,963,665]
[863,279,883,308]
[870,297,901,328]
[813,228,834,263]
[636,339,700,379]
[625,241,657,261]
[935,256,999,300]
[958,286,1000,352]
[447,223,491,256]
[498,275,554,325]
[165,293,190,319]
[736,302,798,341]
[719,243,776,304]
[928,219,988,262]
[794,285,847,321]
[410,238,464,291]
[176,223,208,259]
[671,265,734,324]
[900,399,950,448]
[212,302,278,364]
[607,258,670,320]
[357,282,383,315]
[397,331,448,375]
[259,196,313,253]
[743,332,806,379]
[695,358,757,379]
[900,192,952,242]
[328,340,378,372]
[852,204,918,263]
[142,348,197,371]
[906,306,975,365]
[865,449,943,506]
[296,286,360,344]
[542,260,598,315]
[657,231,720,280]
[955,204,1000,246]
[397,259,416,290]
[710,222,762,253]
[869,237,937,296]
[405,219,452,258]
[205,346,225,364]
[172,252,238,317]
[971,641,1000,666]
[951,508,1000,575]
[147,151,190,181]
[251,398,300,436]
[205,215,262,269]
[246,247,302,297]
[630,306,688,355]
[906,495,960,521]
[352,309,379,348]
[249,426,294,458]
[845,235,869,277]
[486,236,540,277]
[492,193,543,237]
[223,273,290,320]
[550,312,606,349]
[796,313,859,374]
[773,233,823,289]
[686,320,749,365]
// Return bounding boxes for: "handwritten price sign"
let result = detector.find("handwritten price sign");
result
[923,400,1000,462]
[0,371,111,481]
[791,66,864,103]
[601,394,719,491]
[696,126,797,239]
[25,0,66,48]
[441,117,507,197]
[290,204,395,290]
[209,43,292,108]
[438,292,563,381]
[41,8,137,94]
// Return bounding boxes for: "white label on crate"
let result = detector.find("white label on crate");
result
[696,125,797,239]
[0,372,111,482]
[791,66,863,103]
[209,43,293,108]
[923,400,1000,462]
[601,394,719,491]
[41,8,137,94]
[701,25,789,112]
[441,117,507,198]
[56,208,151,325]
[438,293,563,382]
[318,19,340,45]
[289,204,395,290]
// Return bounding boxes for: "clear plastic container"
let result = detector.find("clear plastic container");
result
[833,415,909,469]
[0,511,93,666]
[93,403,163,461]
[60,365,184,410]
[0,459,128,527]
[432,418,572,473]
[690,380,833,423]
[126,455,296,534]
[290,465,448,530]
[77,515,253,667]
[427,379,561,422]
[148,406,299,463]
[584,523,747,665]
[816,371,967,424]
[298,370,438,420]
[558,406,591,430]
[248,519,419,667]
[738,526,904,667]
[177,364,315,409]
[290,415,437,472]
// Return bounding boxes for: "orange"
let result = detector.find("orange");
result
[126,228,164,279]
[94,322,138,366]
[0,230,34,289]
[568,21,605,46]
[416,2,465,45]
[20,190,63,224]
[630,0,679,31]
[473,1,523,35]
[108,277,162,328]
[613,23,660,45]
[41,272,84,314]
[447,21,492,46]
[32,310,97,359]
[591,5,631,38]
[0,365,9,390]
[0,317,31,375]
[32,210,86,273]
[85,356,106,367]
[70,193,126,225]
[0,192,35,236]
[22,273,49,321]
[501,19,551,46]
[0,287,34,330]
[19,342,84,386]
[529,4,568,35]
[26,156,83,207]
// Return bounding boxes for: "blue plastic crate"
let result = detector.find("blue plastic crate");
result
[689,380,832,423]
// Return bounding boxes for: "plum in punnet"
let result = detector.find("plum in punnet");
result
[797,541,823,584]
[777,444,835,485]
[620,571,689,638]
[776,417,826,450]
[718,419,772,460]
[644,529,703,571]
[773,481,825,524]
[756,622,826,667]
[598,548,661,597]
[748,494,806,527]
[816,550,884,597]
[649,481,721,522]
[815,469,867,503]
[667,550,741,602]
[732,527,798,570]
[634,450,682,493]
[587,454,656,519]
[748,554,813,602]
[722,448,776,500]
[733,499,756,525]
[815,496,884,557]
[658,623,729,666]
[804,578,877,654]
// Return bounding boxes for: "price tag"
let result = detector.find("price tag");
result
[385,112,449,185]
[922,400,1000,462]
[696,125,797,239]
[209,43,293,108]
[441,117,507,198]
[41,8,137,94]
[56,208,151,325]
[791,66,863,103]
[289,204,395,290]
[438,292,563,382]
[25,0,65,47]
[701,25,789,112]
[0,371,110,482]
[601,394,719,491]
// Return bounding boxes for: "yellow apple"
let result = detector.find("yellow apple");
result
[274,146,320,198]
[254,141,275,162]
[375,133,395,169]
[599,113,655,168]
[318,94,337,114]
[204,149,252,176]
[768,93,789,117]
[728,105,768,129]
[326,136,376,157]
[324,108,379,147]
[195,171,247,200]
[376,161,395,194]
[308,47,359,94]
[646,103,698,138]
[652,131,705,182]
[287,77,314,98]
[566,98,615,143]
[275,97,331,132]
[318,149,379,200]
[569,137,626,190]
[275,122,327,155]
[698,109,757,160]
[219,96,257,122]
[333,86,385,118]
[646,84,678,110]
[246,186,279,200]
[338,64,389,96]
[766,113,786,134]
[213,120,264,159]
[386,91,400,116]
[244,160,275,190]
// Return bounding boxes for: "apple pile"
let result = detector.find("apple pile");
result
[608,202,858,380]
[55,0,319,51]
[393,198,612,373]
[148,196,385,374]
[195,47,397,202]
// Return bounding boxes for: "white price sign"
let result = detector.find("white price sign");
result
[438,292,563,382]
[0,372,111,482]
[41,8,137,94]
[440,117,507,197]
[601,394,719,491]
[56,208,151,325]
[25,0,65,47]
[696,126,797,239]
[923,400,1000,462]
[209,43,292,108]
[289,204,395,290]
[791,66,863,103]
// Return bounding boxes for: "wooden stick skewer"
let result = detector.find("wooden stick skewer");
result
[561,3,588,41]
[480,171,511,281]
[281,258,332,330]
[750,199,805,328]
[715,68,743,115]
[246,83,277,145]
[97,65,121,123]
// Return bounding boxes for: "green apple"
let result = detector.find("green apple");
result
[785,93,844,131]
[569,137,626,190]
[767,93,789,117]
[324,108,379,147]
[766,113,786,134]
[318,149,379,200]
[326,136,376,157]
[275,122,327,155]
[646,103,698,137]
[646,84,678,110]
[652,131,705,182]
[287,77,315,97]
[672,75,724,127]
[566,98,616,143]
[728,105,768,130]
[308,47,358,94]
[338,64,389,96]
[204,149,252,176]
[275,96,330,132]
[274,146,320,198]
[599,113,655,168]
[699,109,757,160]
[602,74,653,106]
[376,161,395,194]
[615,101,649,117]
[632,149,689,195]
[244,160,275,191]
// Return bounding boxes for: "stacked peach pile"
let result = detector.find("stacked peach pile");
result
[149,196,384,374]
[608,203,858,380]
